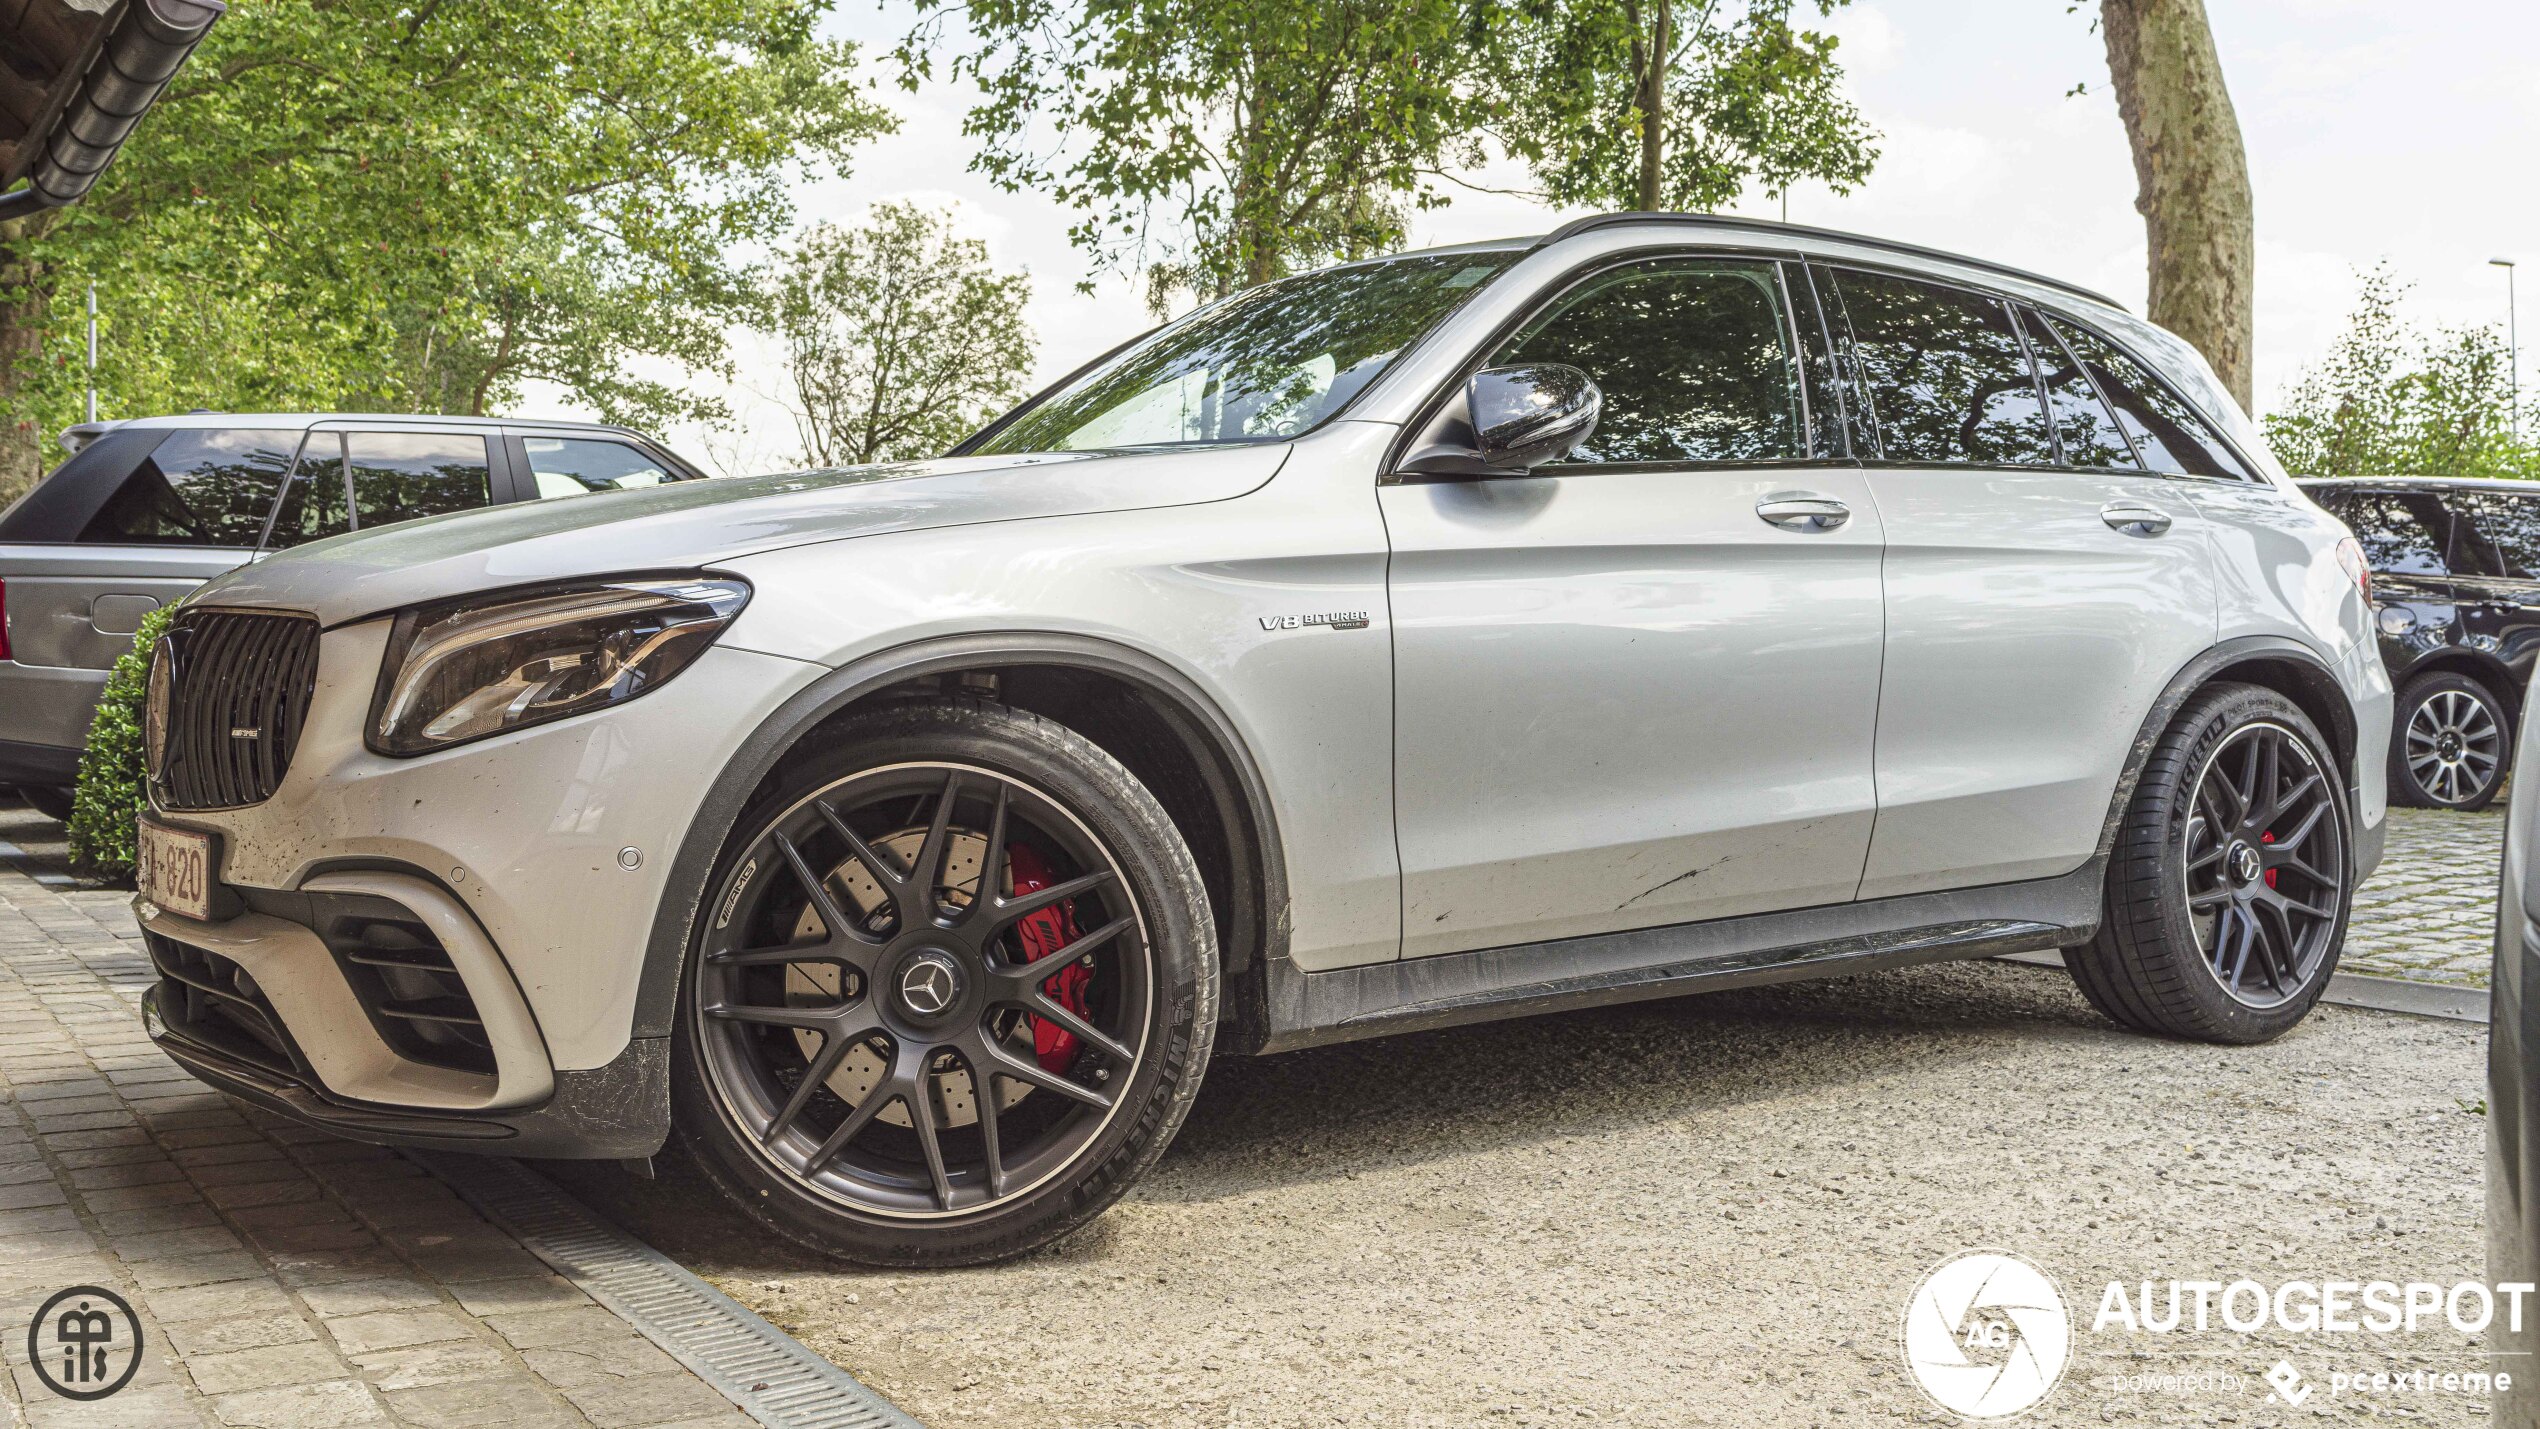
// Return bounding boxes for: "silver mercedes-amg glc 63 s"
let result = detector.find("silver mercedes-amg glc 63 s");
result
[131,215,2391,1265]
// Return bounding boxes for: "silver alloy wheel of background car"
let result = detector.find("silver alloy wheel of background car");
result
[2403,685,2504,806]
[691,760,1153,1219]
[2183,720,2346,1009]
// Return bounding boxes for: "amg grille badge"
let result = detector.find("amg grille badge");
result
[229,727,261,740]
[1259,611,1370,632]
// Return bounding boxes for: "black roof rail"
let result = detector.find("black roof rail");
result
[1534,212,2125,312]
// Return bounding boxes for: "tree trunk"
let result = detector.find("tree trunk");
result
[1631,0,1671,210]
[2100,0,2254,412]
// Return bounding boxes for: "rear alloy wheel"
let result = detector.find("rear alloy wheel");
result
[2065,683,2352,1043]
[671,701,1215,1267]
[2390,672,2508,811]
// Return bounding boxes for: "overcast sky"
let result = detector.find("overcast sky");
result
[558,2,2539,473]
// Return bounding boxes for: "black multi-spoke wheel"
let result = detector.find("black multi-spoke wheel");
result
[2390,672,2509,811]
[671,700,1216,1266]
[2181,722,2345,1008]
[2066,683,2353,1043]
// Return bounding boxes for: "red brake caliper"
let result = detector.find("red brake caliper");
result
[2260,830,2277,888]
[1006,842,1092,1071]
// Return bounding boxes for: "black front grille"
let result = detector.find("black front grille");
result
[158,610,320,810]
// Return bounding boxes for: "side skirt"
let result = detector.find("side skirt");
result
[1244,863,2104,1054]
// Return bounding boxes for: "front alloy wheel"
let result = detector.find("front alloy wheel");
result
[672,701,1216,1266]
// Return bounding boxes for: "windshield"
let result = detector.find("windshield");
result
[971,251,1520,456]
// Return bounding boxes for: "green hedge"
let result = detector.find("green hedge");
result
[67,605,174,882]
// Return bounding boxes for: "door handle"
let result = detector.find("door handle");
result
[2100,503,2173,537]
[1756,493,1851,532]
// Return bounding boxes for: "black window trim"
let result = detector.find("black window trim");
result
[1810,255,2270,484]
[255,427,347,552]
[1817,260,2067,472]
[2028,306,2267,486]
[2020,302,2151,473]
[253,423,506,549]
[1380,244,1855,483]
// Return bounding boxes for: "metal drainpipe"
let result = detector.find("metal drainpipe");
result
[0,0,227,224]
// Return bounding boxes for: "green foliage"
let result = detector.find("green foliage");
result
[776,202,1035,465]
[899,0,1499,304]
[1487,0,1879,213]
[898,0,1875,310]
[2265,264,2539,480]
[68,605,176,882]
[4,0,894,495]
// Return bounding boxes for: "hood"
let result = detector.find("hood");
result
[192,445,1288,626]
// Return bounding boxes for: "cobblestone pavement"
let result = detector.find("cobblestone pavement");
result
[0,808,751,1429]
[2341,804,2506,987]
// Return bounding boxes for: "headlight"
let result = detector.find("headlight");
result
[370,577,749,756]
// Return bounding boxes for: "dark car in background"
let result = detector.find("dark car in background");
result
[2300,477,2540,811]
[0,413,708,817]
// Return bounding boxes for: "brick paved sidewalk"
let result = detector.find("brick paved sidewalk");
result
[0,824,752,1428]
[2341,805,2504,988]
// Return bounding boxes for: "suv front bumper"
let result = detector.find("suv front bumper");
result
[138,613,822,1152]
[146,986,671,1158]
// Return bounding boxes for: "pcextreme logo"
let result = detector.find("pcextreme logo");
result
[1900,1251,2073,1418]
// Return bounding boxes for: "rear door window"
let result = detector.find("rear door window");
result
[1492,258,1807,465]
[75,428,298,546]
[1827,268,2056,467]
[348,432,495,527]
[2447,491,2540,580]
[2042,317,2252,480]
[522,437,681,498]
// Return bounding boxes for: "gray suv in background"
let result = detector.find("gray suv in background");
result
[0,413,706,816]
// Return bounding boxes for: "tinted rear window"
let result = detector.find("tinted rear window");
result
[2021,307,2140,470]
[2340,490,2460,577]
[2448,491,2540,580]
[76,429,298,547]
[1830,268,2055,467]
[2045,318,2251,480]
[348,432,494,527]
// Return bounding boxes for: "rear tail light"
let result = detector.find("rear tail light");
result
[2335,537,2372,606]
[0,577,11,662]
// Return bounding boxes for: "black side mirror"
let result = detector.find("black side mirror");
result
[1397,363,1602,479]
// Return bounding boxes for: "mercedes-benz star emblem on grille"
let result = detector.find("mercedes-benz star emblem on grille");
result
[899,958,957,1016]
